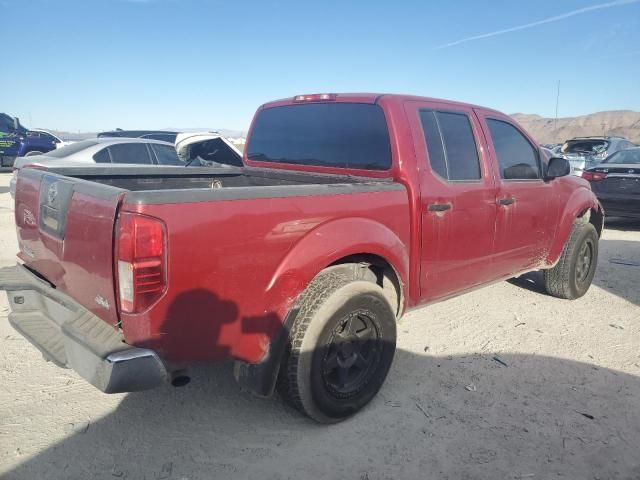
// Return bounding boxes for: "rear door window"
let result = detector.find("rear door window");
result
[107,143,153,164]
[487,119,541,180]
[419,110,481,181]
[247,103,392,170]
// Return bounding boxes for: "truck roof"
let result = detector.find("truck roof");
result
[261,93,504,116]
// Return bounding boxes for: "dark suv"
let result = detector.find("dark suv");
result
[559,136,636,175]
[98,129,178,144]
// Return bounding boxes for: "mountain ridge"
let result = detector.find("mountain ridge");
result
[511,110,640,144]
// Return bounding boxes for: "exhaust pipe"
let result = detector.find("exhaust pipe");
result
[170,370,191,387]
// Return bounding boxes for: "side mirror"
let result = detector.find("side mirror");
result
[546,157,571,179]
[13,117,19,130]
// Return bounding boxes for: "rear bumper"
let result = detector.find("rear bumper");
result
[0,264,168,393]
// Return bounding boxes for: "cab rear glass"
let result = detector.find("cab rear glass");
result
[247,103,392,170]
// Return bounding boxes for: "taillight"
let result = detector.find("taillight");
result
[582,171,607,182]
[116,212,167,314]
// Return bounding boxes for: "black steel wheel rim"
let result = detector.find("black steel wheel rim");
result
[576,239,594,285]
[321,309,382,398]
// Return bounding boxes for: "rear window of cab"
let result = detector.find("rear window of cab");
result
[247,103,392,170]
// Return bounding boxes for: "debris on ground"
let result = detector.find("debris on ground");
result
[609,324,624,330]
[465,383,477,392]
[415,402,430,418]
[575,411,595,420]
[493,356,509,367]
[609,258,640,267]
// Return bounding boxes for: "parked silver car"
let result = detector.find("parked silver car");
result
[10,137,183,196]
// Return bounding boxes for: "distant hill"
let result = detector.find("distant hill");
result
[511,110,640,144]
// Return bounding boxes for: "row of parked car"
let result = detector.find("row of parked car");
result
[7,127,245,196]
[542,135,639,219]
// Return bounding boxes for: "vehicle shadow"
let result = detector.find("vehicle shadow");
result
[510,236,640,306]
[4,351,640,479]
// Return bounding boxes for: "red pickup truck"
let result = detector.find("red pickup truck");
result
[1,93,603,423]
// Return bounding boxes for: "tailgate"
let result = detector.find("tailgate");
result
[14,168,125,326]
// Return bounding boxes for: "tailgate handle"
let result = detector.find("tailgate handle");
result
[427,203,452,212]
[497,197,515,206]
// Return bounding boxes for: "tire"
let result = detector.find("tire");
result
[543,221,599,300]
[24,151,43,157]
[279,270,397,423]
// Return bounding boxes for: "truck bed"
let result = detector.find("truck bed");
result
[13,165,409,363]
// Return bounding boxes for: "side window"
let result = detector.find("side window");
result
[93,148,111,163]
[419,110,481,181]
[107,143,153,164]
[487,119,540,180]
[0,114,14,131]
[150,144,183,165]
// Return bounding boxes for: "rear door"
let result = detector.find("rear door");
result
[476,112,552,276]
[14,168,125,325]
[405,101,498,302]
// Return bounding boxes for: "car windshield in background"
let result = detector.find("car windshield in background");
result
[247,103,392,170]
[45,140,98,158]
[561,140,609,155]
[603,149,640,164]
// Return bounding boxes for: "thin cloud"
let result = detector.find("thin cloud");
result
[434,0,640,49]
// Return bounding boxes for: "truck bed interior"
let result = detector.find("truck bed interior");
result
[46,166,380,192]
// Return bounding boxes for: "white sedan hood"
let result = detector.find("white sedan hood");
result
[175,131,243,166]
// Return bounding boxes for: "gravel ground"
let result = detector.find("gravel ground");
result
[0,172,639,480]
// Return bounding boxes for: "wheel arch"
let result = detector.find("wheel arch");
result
[234,218,409,397]
[547,188,604,266]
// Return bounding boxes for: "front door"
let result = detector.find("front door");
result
[405,101,498,302]
[476,112,552,277]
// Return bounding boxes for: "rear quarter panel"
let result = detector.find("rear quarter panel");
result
[120,185,410,364]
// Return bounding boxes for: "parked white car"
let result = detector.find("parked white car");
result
[175,131,243,167]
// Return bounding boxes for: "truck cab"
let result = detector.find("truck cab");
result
[0,113,58,167]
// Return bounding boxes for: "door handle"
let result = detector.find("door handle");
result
[497,197,515,206]
[427,203,452,212]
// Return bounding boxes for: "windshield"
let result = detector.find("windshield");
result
[247,103,392,170]
[603,149,640,165]
[561,139,609,155]
[44,140,98,158]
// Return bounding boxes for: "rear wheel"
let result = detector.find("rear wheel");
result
[279,270,396,423]
[544,221,598,300]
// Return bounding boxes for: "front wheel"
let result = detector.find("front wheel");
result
[279,270,397,423]
[544,221,599,300]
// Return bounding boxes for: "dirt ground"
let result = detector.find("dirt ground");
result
[0,172,639,480]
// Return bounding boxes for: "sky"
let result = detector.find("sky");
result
[1,0,639,133]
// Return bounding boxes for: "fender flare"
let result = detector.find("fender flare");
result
[547,187,603,266]
[234,217,409,397]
